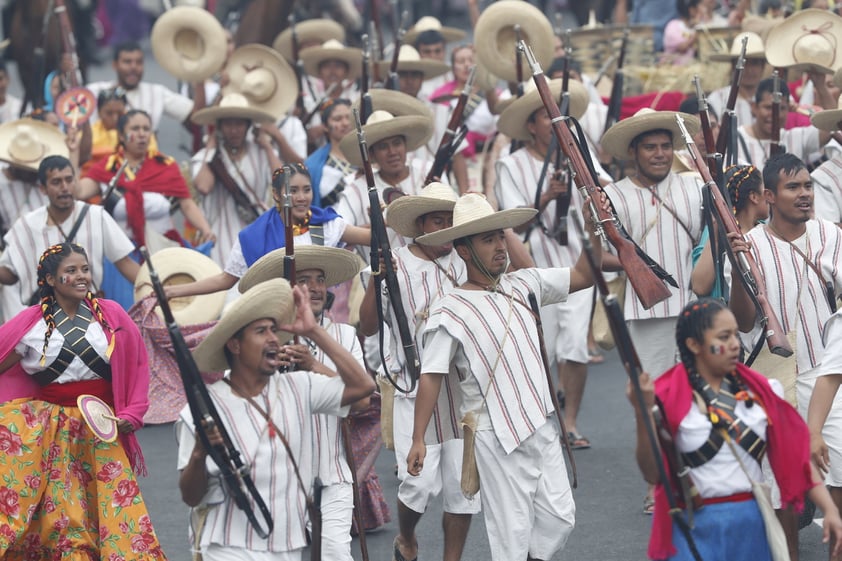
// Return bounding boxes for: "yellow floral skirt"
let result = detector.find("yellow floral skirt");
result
[0,398,167,560]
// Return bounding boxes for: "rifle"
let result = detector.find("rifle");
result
[675,115,793,358]
[368,0,385,63]
[341,419,370,561]
[138,246,274,539]
[693,76,721,182]
[715,35,747,165]
[569,214,705,561]
[603,27,629,136]
[551,35,573,246]
[301,81,343,127]
[425,66,476,185]
[521,41,676,310]
[353,108,421,393]
[289,14,308,118]
[387,10,411,91]
[54,0,83,89]
[510,25,525,153]
[770,70,784,157]
[102,160,130,216]
[281,165,296,283]
[360,34,373,124]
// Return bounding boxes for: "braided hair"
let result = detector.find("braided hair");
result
[36,243,116,366]
[724,165,762,215]
[675,298,754,418]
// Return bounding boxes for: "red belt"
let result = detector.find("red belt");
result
[679,491,754,509]
[37,379,114,407]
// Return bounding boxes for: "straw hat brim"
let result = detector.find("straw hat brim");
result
[403,26,466,45]
[150,6,227,82]
[0,119,69,172]
[765,9,842,74]
[191,104,277,126]
[301,46,363,81]
[375,59,450,80]
[223,45,298,119]
[417,208,537,246]
[338,115,434,167]
[811,109,842,132]
[238,246,365,293]
[134,247,226,325]
[601,111,701,161]
[497,79,590,141]
[352,89,431,118]
[273,19,346,64]
[386,194,457,238]
[193,279,295,373]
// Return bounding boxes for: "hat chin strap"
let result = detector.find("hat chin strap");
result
[466,237,507,290]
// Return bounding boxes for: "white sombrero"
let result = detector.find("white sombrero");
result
[193,279,295,372]
[376,45,450,80]
[273,19,346,64]
[338,110,434,167]
[300,39,364,81]
[134,247,226,325]
[238,246,365,293]
[191,92,277,126]
[708,31,766,62]
[0,119,69,172]
[601,108,701,161]
[766,9,842,74]
[403,16,467,45]
[811,94,842,132]
[222,44,298,119]
[386,182,458,238]
[150,6,228,82]
[417,193,537,246]
[352,89,431,118]
[497,78,590,141]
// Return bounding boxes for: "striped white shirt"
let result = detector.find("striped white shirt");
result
[0,95,22,125]
[176,371,346,553]
[812,153,842,224]
[191,141,273,267]
[707,87,753,129]
[421,268,570,454]
[745,219,842,373]
[602,174,704,320]
[736,124,820,169]
[86,81,193,130]
[0,166,48,234]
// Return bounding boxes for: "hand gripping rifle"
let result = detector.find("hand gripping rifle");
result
[425,66,476,185]
[570,215,705,561]
[715,35,747,167]
[675,115,793,359]
[520,41,677,309]
[770,70,784,157]
[138,246,274,539]
[353,108,420,393]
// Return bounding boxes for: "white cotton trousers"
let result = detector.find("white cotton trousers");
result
[201,545,300,561]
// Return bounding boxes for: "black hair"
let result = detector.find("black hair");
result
[630,128,673,150]
[223,326,246,367]
[271,162,311,192]
[676,0,701,19]
[117,108,151,137]
[755,76,790,104]
[97,87,128,110]
[679,96,719,120]
[724,165,762,213]
[113,41,143,62]
[38,155,74,186]
[320,97,352,125]
[759,0,782,13]
[762,152,806,193]
[414,29,446,48]
[547,56,582,78]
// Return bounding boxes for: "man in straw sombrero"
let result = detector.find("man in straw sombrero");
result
[404,16,465,101]
[237,245,372,560]
[177,278,376,560]
[494,77,603,451]
[406,192,604,561]
[706,31,768,127]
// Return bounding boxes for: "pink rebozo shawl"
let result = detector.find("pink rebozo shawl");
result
[648,362,816,560]
[0,299,150,475]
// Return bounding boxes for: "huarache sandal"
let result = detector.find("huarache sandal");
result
[393,538,417,561]
[643,494,656,515]
[567,431,591,450]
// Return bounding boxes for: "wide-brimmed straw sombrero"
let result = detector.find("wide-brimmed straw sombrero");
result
[0,119,69,172]
[766,9,842,74]
[811,94,842,132]
[301,39,364,81]
[238,246,365,293]
[273,19,346,64]
[417,193,537,246]
[376,45,450,80]
[497,78,590,141]
[352,89,431,118]
[150,6,228,82]
[403,16,467,45]
[386,182,458,238]
[601,108,701,161]
[338,110,433,167]
[474,0,554,83]
[708,31,766,62]
[193,279,295,372]
[191,92,276,126]
[134,247,226,325]
[222,44,297,119]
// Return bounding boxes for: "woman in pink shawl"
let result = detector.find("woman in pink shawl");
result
[628,298,842,560]
[0,243,166,560]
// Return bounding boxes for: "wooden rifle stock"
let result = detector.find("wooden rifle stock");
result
[553,41,573,246]
[770,70,784,157]
[521,42,673,309]
[353,109,421,393]
[281,165,296,283]
[138,246,274,539]
[715,35,747,156]
[425,66,476,185]
[675,115,793,357]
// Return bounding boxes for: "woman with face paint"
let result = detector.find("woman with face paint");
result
[628,298,842,561]
[0,243,165,559]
